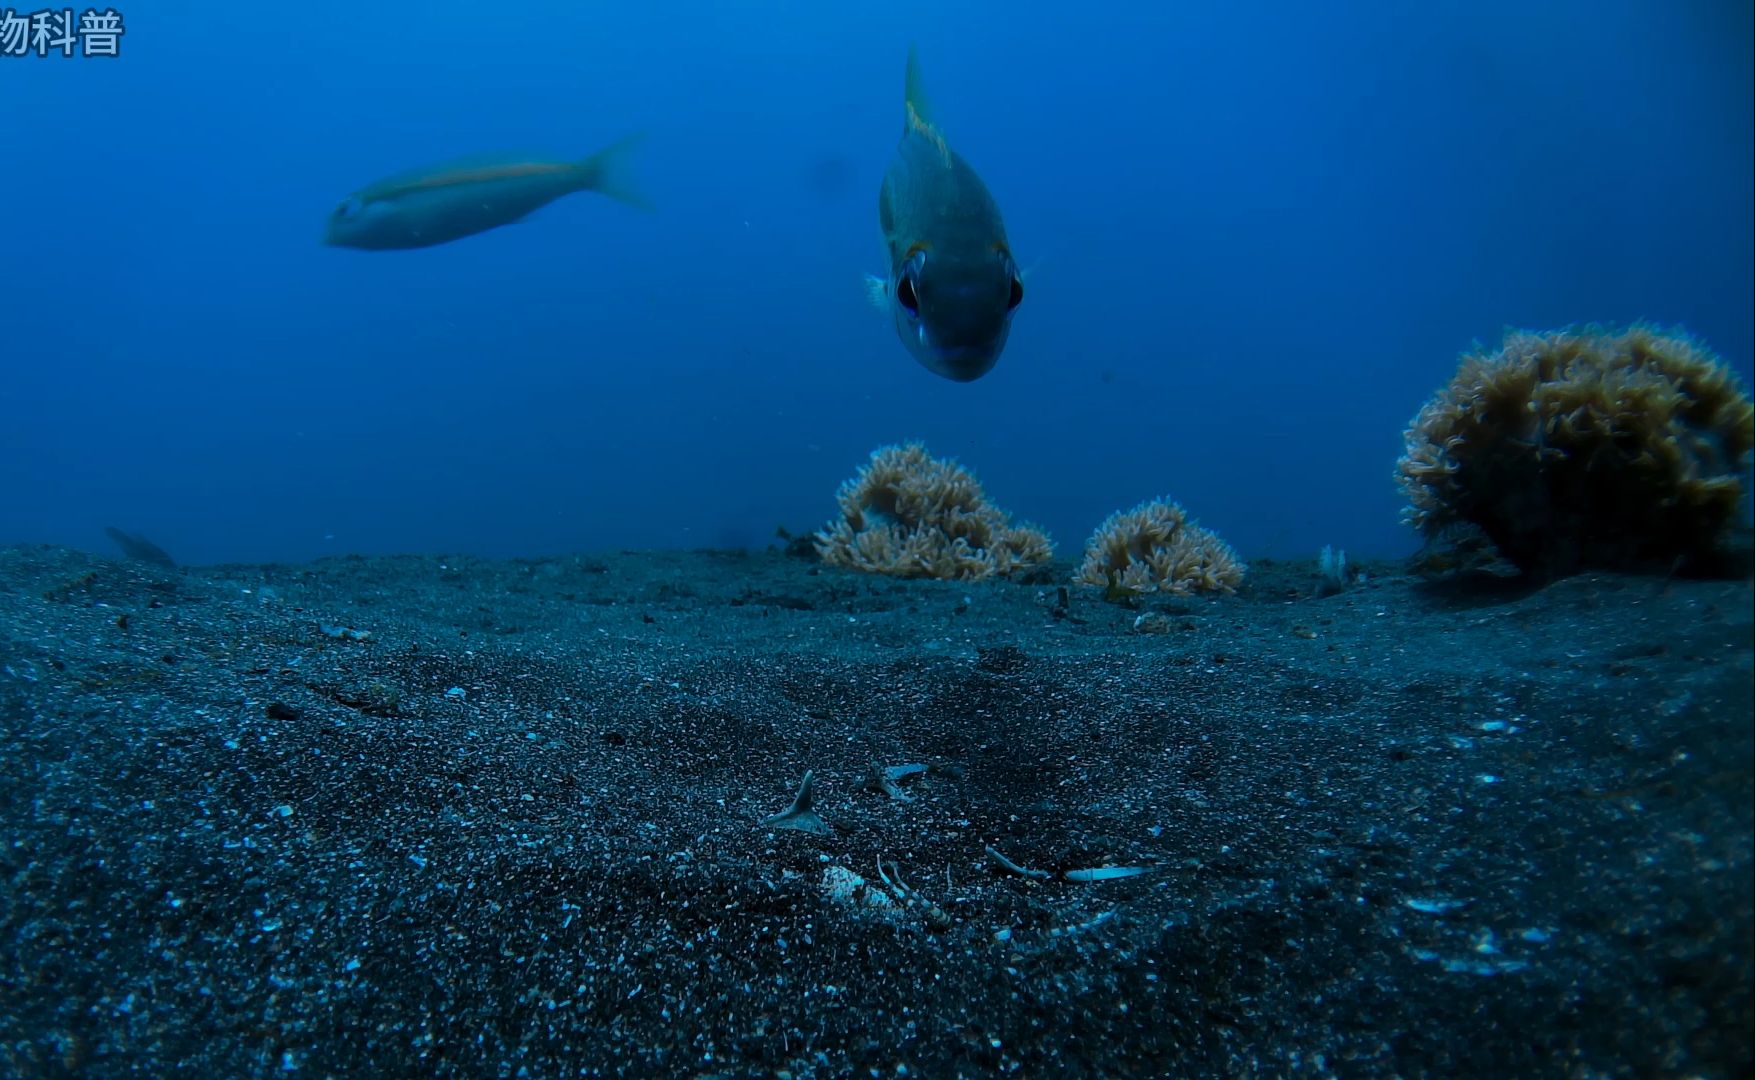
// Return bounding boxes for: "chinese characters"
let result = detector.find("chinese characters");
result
[0,8,124,57]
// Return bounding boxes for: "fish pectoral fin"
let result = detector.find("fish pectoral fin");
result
[863,273,890,312]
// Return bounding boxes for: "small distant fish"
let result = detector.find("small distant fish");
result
[324,134,648,250]
[804,152,856,200]
[865,46,1023,382]
[103,526,176,568]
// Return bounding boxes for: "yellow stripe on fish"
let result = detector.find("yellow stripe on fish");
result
[393,161,579,194]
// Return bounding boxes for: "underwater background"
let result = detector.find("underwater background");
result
[4,1,1751,567]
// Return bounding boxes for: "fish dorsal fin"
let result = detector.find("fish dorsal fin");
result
[904,44,933,131]
[902,45,951,166]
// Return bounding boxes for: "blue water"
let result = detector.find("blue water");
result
[4,2,1751,567]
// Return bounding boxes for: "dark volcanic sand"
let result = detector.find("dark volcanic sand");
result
[0,543,1749,1077]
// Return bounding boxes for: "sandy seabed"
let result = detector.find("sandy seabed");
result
[0,543,1749,1077]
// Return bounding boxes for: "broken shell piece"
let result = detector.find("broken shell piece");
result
[762,770,830,835]
[822,865,894,909]
[319,623,373,642]
[1062,866,1154,882]
[877,856,953,930]
[862,762,929,801]
[985,845,1053,880]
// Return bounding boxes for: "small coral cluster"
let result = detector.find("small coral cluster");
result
[817,323,1750,592]
[1398,325,1753,576]
[1073,498,1245,596]
[813,443,1053,581]
[817,444,1244,595]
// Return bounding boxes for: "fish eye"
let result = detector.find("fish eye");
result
[1007,275,1024,311]
[334,197,361,220]
[897,275,920,317]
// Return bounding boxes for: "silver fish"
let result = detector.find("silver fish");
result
[325,134,647,250]
[866,47,1023,381]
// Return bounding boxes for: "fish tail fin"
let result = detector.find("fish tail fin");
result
[576,132,652,210]
[863,273,890,312]
[903,44,933,133]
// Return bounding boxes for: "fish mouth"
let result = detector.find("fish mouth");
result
[923,344,1000,382]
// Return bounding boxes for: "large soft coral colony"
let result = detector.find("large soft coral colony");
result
[815,442,1054,580]
[1398,325,1754,577]
[1075,498,1245,596]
